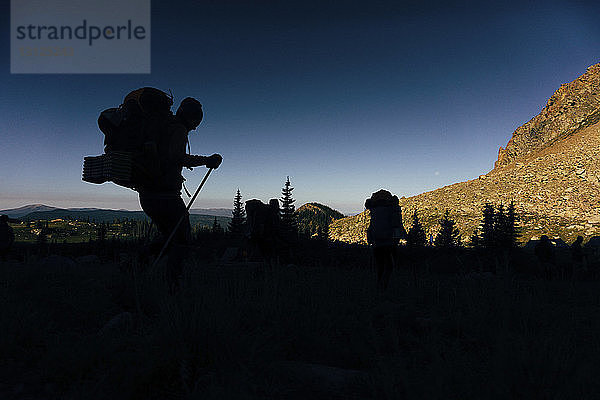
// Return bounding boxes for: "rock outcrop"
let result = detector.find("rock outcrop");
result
[496,63,600,168]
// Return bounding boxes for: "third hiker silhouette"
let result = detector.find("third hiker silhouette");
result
[365,189,407,291]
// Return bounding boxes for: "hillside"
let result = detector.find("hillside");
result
[330,63,600,244]
[296,203,344,237]
[0,204,58,218]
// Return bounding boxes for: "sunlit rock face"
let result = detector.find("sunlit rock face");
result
[496,63,600,169]
[330,63,600,244]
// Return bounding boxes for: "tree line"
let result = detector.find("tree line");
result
[406,201,520,249]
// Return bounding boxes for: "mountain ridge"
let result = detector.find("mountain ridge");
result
[495,63,600,169]
[330,63,600,244]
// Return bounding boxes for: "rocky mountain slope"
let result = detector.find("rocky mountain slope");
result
[330,63,600,244]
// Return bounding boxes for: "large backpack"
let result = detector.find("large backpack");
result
[245,199,280,240]
[99,87,173,153]
[83,88,174,190]
[365,190,405,246]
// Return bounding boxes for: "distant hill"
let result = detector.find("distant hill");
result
[190,208,233,217]
[296,203,344,237]
[0,204,58,218]
[6,206,230,230]
[22,209,149,223]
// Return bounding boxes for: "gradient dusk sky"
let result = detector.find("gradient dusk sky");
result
[1,1,599,215]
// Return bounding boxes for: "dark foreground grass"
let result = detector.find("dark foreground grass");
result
[1,255,600,399]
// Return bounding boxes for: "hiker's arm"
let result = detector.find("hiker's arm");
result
[167,124,190,166]
[167,124,222,168]
[183,154,222,168]
[182,154,208,168]
[182,154,222,168]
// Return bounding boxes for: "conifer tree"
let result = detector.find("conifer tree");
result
[280,176,298,240]
[212,217,223,235]
[407,210,427,247]
[97,223,107,242]
[228,189,246,236]
[479,202,495,248]
[476,201,521,249]
[435,210,461,248]
[494,203,507,247]
[503,201,520,248]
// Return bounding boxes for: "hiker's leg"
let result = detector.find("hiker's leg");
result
[140,194,191,246]
[392,245,402,271]
[374,247,385,289]
[382,246,394,290]
[548,264,553,280]
[139,193,190,289]
[164,199,191,290]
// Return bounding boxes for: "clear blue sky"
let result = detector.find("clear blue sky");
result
[1,0,599,215]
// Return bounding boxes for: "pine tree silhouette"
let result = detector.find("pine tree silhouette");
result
[407,210,427,247]
[280,176,298,241]
[97,223,107,242]
[435,210,461,248]
[494,203,507,247]
[212,217,223,235]
[479,202,495,249]
[475,201,520,249]
[500,201,520,248]
[228,189,246,236]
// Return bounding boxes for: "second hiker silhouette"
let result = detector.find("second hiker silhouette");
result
[131,91,222,289]
[245,199,281,267]
[365,189,406,291]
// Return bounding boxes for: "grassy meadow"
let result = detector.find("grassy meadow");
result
[1,246,600,399]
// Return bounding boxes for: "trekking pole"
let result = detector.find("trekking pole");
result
[152,168,214,269]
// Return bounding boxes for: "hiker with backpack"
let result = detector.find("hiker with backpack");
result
[245,199,281,268]
[139,96,221,282]
[365,190,406,291]
[84,88,222,289]
[0,215,15,261]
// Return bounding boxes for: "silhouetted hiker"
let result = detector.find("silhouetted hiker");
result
[534,235,555,279]
[365,189,406,291]
[0,215,14,261]
[136,95,222,290]
[245,199,281,267]
[571,235,585,278]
